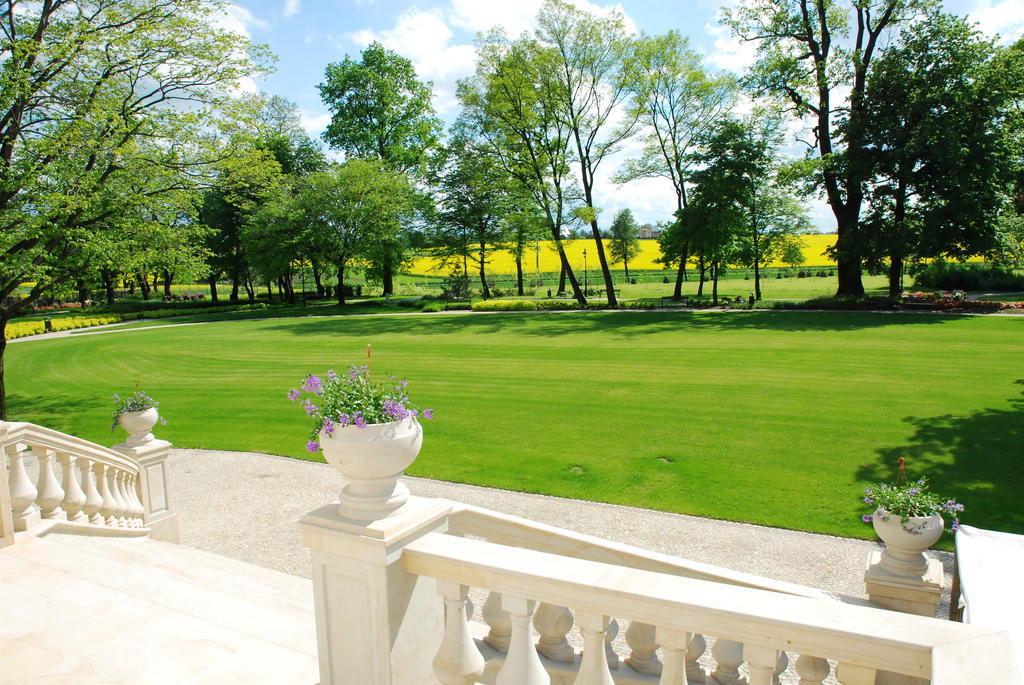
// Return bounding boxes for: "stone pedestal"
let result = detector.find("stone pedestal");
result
[113,439,179,543]
[299,496,452,685]
[865,549,943,617]
[0,424,13,548]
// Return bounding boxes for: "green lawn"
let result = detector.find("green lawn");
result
[8,309,1023,541]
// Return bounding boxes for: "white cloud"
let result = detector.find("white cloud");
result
[215,4,268,38]
[447,0,542,36]
[702,22,756,73]
[299,110,332,136]
[345,8,478,114]
[968,0,1024,41]
[283,0,301,18]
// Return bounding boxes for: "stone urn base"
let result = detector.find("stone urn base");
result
[118,408,160,447]
[319,417,423,521]
[872,508,944,578]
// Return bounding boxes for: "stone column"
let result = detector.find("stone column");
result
[112,438,179,542]
[0,422,13,548]
[864,549,943,618]
[299,496,452,685]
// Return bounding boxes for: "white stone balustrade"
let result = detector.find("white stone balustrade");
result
[2,419,178,541]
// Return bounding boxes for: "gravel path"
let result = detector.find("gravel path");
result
[170,447,953,612]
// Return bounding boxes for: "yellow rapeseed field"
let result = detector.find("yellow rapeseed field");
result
[409,234,839,276]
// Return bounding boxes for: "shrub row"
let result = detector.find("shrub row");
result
[912,262,1024,291]
[8,303,270,340]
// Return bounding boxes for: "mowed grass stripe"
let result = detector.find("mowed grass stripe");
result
[8,310,1023,540]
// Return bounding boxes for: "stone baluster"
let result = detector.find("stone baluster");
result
[625,621,661,676]
[33,445,66,520]
[533,603,575,662]
[655,627,689,685]
[7,444,40,530]
[710,638,744,685]
[574,611,615,685]
[836,663,876,685]
[795,655,830,684]
[95,463,118,526]
[127,474,145,527]
[109,468,127,526]
[773,651,789,685]
[686,633,707,683]
[483,591,512,653]
[604,617,620,669]
[744,645,778,685]
[58,452,87,522]
[80,458,104,525]
[494,596,548,685]
[432,581,485,685]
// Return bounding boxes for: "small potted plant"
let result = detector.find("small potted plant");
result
[111,386,166,446]
[288,364,434,520]
[862,475,964,577]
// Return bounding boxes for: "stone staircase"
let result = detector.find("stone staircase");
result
[0,531,317,684]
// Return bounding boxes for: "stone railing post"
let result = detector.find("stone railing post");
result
[864,548,942,618]
[299,495,452,685]
[0,422,13,548]
[112,434,179,542]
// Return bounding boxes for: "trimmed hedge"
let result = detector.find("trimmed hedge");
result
[7,302,271,340]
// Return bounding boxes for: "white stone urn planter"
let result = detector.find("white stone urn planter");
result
[117,407,160,447]
[319,417,423,521]
[872,507,944,577]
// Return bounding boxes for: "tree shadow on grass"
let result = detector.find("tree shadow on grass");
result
[257,308,983,340]
[861,380,1024,534]
[5,393,106,431]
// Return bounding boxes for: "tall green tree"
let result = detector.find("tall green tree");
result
[608,209,641,281]
[0,0,267,418]
[318,42,442,295]
[292,161,416,304]
[459,31,586,304]
[857,14,1020,297]
[536,0,639,306]
[726,0,928,296]
[620,30,737,297]
[435,121,514,299]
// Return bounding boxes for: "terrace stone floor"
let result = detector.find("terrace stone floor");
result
[171,447,954,614]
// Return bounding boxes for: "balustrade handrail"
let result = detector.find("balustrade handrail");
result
[448,502,833,600]
[403,531,1019,683]
[2,421,139,474]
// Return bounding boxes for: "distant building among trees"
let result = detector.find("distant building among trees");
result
[638,224,662,239]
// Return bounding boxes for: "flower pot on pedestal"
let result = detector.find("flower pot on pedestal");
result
[117,408,160,447]
[318,417,422,521]
[872,507,944,578]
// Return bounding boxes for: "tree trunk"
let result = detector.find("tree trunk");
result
[478,241,491,299]
[0,317,8,420]
[712,261,719,305]
[382,256,393,297]
[152,273,159,294]
[162,271,172,298]
[623,258,631,283]
[833,207,866,296]
[888,254,903,300]
[244,275,255,302]
[101,270,116,305]
[588,221,617,306]
[208,274,219,302]
[515,256,524,296]
[697,258,705,298]
[337,261,347,305]
[312,260,324,297]
[137,273,151,300]
[558,263,567,295]
[230,270,240,302]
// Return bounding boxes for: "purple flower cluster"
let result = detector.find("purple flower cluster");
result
[289,363,435,453]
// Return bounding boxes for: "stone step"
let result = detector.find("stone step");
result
[0,533,318,684]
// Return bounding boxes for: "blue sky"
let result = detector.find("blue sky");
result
[220,0,1024,231]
